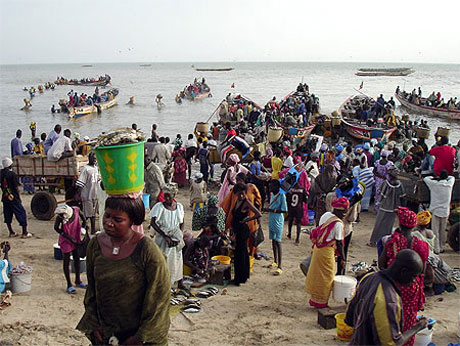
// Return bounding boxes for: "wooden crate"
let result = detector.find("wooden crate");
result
[13,155,88,178]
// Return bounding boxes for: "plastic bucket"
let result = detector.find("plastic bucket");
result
[95,141,145,195]
[142,193,150,209]
[414,328,433,346]
[249,256,254,273]
[53,243,63,260]
[335,313,354,341]
[11,272,32,293]
[211,255,231,265]
[308,210,315,225]
[70,256,86,273]
[333,275,357,302]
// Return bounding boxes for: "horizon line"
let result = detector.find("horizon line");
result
[1,60,459,66]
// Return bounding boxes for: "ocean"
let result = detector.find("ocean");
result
[1,62,459,159]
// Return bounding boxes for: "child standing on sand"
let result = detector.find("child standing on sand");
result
[264,180,287,276]
[190,173,207,211]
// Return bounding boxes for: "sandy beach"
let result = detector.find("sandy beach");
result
[0,188,458,346]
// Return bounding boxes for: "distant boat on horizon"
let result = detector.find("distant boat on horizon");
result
[356,67,414,77]
[140,64,152,67]
[81,64,93,67]
[192,65,234,72]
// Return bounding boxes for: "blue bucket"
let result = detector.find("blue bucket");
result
[308,210,315,225]
[142,193,150,209]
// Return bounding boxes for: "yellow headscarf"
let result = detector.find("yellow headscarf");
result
[416,210,432,226]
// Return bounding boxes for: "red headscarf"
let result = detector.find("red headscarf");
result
[331,196,350,211]
[396,207,417,228]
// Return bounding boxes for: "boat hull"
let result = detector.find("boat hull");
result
[341,119,397,141]
[195,68,233,72]
[395,92,460,120]
[68,95,118,118]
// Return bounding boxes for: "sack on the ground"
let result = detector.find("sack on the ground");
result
[300,255,312,276]
[253,223,265,247]
[77,229,90,259]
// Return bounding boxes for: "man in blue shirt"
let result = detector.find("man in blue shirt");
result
[43,124,62,154]
[10,130,23,158]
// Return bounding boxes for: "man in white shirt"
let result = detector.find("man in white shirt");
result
[152,137,171,166]
[76,152,99,234]
[47,128,73,161]
[423,170,455,253]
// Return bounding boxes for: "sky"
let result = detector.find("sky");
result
[1,0,459,64]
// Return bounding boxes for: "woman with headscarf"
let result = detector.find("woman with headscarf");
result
[149,183,185,288]
[312,164,337,226]
[172,148,187,187]
[192,194,226,235]
[368,166,405,246]
[373,149,394,212]
[378,207,429,346]
[306,197,348,308]
[217,153,249,202]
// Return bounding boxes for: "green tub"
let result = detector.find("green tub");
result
[95,141,145,195]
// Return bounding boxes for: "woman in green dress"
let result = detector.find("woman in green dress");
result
[77,197,170,345]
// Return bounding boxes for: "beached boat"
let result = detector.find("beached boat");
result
[356,67,414,77]
[195,67,234,72]
[55,75,111,87]
[339,95,398,140]
[395,91,460,121]
[67,88,119,118]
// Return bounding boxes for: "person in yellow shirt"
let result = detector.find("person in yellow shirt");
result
[271,148,284,180]
[32,137,44,155]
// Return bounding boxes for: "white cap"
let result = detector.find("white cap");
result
[2,157,13,168]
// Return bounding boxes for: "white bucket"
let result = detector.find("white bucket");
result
[414,328,433,346]
[333,275,357,302]
[11,272,32,293]
[70,256,86,273]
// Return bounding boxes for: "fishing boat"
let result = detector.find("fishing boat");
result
[195,67,234,72]
[339,95,398,140]
[355,67,414,77]
[179,79,212,101]
[395,90,460,121]
[216,94,263,123]
[55,75,111,87]
[67,88,119,118]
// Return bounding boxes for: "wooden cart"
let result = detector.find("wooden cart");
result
[13,155,88,220]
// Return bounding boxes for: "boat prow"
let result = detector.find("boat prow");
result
[395,91,460,121]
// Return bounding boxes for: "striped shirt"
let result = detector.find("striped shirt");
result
[358,167,375,188]
[345,271,403,346]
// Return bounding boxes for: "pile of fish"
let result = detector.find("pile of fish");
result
[95,127,146,148]
[11,262,33,274]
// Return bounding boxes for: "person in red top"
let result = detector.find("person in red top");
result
[224,122,237,139]
[429,136,456,176]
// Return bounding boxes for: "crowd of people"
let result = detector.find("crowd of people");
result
[2,86,460,344]
[397,86,460,110]
[177,78,211,100]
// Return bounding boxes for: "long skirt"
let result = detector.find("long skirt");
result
[305,245,336,306]
[360,185,373,211]
[369,210,396,243]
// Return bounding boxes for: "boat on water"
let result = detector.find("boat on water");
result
[179,78,212,101]
[195,67,234,72]
[339,95,398,140]
[55,75,111,87]
[81,65,93,68]
[395,90,460,121]
[66,88,119,118]
[356,67,414,77]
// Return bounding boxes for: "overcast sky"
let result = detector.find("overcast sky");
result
[1,0,459,64]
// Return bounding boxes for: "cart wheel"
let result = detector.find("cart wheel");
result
[31,191,57,220]
[448,222,460,253]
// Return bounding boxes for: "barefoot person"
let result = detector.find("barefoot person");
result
[54,204,88,294]
[77,196,170,345]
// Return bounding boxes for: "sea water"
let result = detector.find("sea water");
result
[0,62,459,159]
